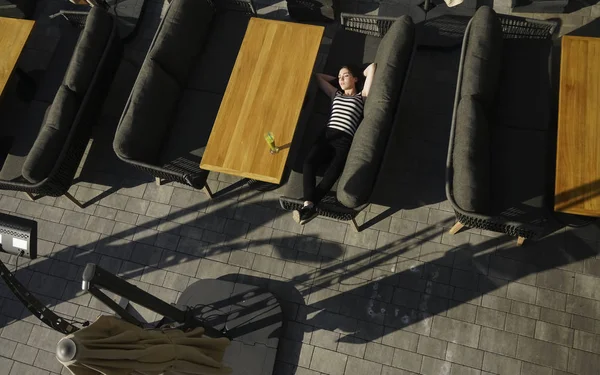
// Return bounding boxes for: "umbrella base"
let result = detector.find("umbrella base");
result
[177,279,283,375]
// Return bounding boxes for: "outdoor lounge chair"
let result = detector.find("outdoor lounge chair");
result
[113,0,256,197]
[0,7,122,206]
[445,7,559,244]
[279,14,416,231]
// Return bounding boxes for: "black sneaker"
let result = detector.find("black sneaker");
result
[293,205,318,225]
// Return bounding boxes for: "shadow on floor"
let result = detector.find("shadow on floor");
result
[214,224,598,371]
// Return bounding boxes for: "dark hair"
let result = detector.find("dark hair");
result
[340,65,359,77]
[339,65,362,89]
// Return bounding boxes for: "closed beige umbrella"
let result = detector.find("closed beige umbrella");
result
[57,315,232,375]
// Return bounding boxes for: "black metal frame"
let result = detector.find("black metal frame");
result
[280,14,416,230]
[82,264,227,338]
[0,259,80,335]
[49,10,90,28]
[0,9,122,204]
[0,213,78,335]
[340,13,399,37]
[446,13,558,240]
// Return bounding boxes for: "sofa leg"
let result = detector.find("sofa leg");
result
[24,192,37,201]
[351,217,360,232]
[517,236,526,246]
[202,184,213,199]
[449,222,465,235]
[155,177,162,186]
[64,191,85,209]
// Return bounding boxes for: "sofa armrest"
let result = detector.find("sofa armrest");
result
[22,86,79,183]
[459,6,503,110]
[148,0,215,85]
[22,7,118,184]
[337,16,415,208]
[450,96,491,213]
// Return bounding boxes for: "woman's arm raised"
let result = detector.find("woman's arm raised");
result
[362,63,377,98]
[315,73,338,99]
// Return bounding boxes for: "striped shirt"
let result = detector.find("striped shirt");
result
[327,90,364,137]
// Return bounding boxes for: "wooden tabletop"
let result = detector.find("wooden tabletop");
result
[555,35,600,216]
[0,17,35,97]
[200,18,324,184]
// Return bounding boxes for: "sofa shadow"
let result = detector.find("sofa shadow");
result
[307,229,597,342]
[218,272,305,374]
[0,195,323,329]
[204,223,600,371]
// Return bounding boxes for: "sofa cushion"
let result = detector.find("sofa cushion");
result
[22,86,80,183]
[0,101,48,181]
[149,0,215,86]
[494,39,553,131]
[114,59,181,163]
[490,126,548,221]
[461,6,503,110]
[159,90,222,171]
[452,96,491,213]
[34,19,81,103]
[64,7,113,94]
[187,11,250,94]
[337,16,415,208]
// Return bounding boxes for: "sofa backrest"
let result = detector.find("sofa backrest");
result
[336,16,415,209]
[460,6,503,110]
[149,0,215,85]
[450,6,502,213]
[452,96,491,213]
[114,0,215,163]
[22,7,116,184]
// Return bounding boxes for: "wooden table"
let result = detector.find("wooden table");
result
[200,18,323,184]
[0,17,34,97]
[555,35,600,216]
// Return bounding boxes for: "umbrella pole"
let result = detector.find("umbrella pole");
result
[82,264,227,338]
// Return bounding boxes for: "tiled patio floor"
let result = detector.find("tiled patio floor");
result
[1,0,600,374]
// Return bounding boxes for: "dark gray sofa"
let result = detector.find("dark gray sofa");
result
[0,7,122,206]
[446,7,559,243]
[287,0,336,22]
[279,14,415,230]
[0,0,36,18]
[113,0,255,197]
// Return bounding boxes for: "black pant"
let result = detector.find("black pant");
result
[303,128,353,204]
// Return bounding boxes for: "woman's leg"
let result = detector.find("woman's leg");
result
[312,132,352,204]
[302,133,330,204]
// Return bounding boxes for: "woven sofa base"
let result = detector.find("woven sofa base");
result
[279,195,359,221]
[455,211,540,239]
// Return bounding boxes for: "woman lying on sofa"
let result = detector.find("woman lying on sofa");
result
[293,63,377,225]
